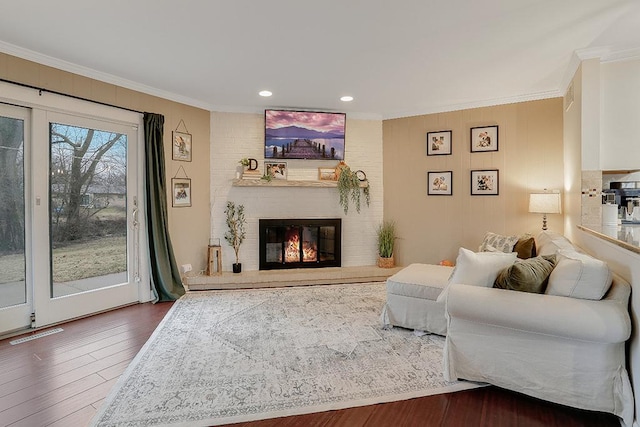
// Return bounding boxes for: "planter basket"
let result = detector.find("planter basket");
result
[378,255,395,268]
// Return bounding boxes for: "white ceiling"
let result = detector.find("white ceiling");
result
[1,0,639,119]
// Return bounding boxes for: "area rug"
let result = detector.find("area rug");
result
[91,282,479,426]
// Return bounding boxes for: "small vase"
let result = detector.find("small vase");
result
[232,263,242,273]
[377,255,395,268]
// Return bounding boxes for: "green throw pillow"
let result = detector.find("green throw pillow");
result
[494,255,556,294]
[513,236,537,259]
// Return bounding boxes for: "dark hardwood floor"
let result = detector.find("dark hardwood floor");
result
[0,302,620,427]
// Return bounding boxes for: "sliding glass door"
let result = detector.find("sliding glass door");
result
[0,104,32,334]
[0,96,145,335]
[32,111,141,327]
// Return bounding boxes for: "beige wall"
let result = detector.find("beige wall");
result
[382,98,564,265]
[563,64,583,242]
[0,52,211,273]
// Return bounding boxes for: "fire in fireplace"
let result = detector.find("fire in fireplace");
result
[259,219,341,270]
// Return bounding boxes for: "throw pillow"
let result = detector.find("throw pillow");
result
[494,255,557,294]
[513,235,537,259]
[546,250,612,300]
[437,248,517,303]
[478,232,519,253]
[536,231,574,256]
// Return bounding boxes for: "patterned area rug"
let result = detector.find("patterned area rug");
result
[91,282,479,426]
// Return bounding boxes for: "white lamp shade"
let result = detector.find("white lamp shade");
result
[529,192,562,214]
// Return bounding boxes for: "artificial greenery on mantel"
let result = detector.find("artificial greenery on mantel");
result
[230,163,371,215]
[337,165,370,214]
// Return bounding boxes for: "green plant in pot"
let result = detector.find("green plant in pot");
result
[224,201,246,273]
[377,220,396,268]
[337,165,370,214]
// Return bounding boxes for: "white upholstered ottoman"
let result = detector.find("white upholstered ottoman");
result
[380,263,453,336]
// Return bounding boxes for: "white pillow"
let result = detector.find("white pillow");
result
[437,248,517,303]
[546,250,612,300]
[478,232,519,253]
[536,231,574,256]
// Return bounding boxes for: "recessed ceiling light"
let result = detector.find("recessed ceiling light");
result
[340,96,354,102]
[259,90,272,97]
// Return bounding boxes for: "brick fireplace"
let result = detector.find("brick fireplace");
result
[259,219,341,270]
[210,113,382,272]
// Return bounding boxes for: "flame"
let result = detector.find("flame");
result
[284,228,318,263]
[285,233,300,262]
[302,241,317,262]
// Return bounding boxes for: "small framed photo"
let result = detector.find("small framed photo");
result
[318,167,337,181]
[427,130,452,156]
[265,161,288,180]
[470,169,499,196]
[427,171,452,196]
[172,178,192,207]
[470,125,498,153]
[172,131,192,162]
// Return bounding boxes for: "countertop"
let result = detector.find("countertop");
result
[578,223,640,254]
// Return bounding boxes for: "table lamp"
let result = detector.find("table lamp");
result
[529,191,562,230]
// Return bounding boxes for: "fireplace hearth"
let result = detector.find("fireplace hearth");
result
[259,219,341,270]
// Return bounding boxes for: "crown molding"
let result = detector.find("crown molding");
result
[559,45,640,94]
[0,40,215,111]
[7,39,635,122]
[382,89,562,120]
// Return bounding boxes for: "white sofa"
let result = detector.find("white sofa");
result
[443,232,634,426]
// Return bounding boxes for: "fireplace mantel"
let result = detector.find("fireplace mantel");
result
[231,179,368,188]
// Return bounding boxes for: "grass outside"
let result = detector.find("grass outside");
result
[0,235,126,283]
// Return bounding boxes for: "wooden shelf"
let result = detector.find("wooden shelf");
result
[232,179,367,188]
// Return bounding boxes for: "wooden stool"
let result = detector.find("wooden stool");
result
[207,245,222,275]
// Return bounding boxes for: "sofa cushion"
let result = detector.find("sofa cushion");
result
[494,255,557,294]
[478,232,520,253]
[513,235,537,259]
[536,231,574,256]
[546,250,612,300]
[386,263,453,301]
[437,248,517,303]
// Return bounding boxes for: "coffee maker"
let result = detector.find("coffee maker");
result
[602,181,640,223]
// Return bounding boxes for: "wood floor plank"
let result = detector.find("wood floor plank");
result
[0,374,105,426]
[0,354,97,398]
[0,306,165,385]
[8,378,117,427]
[47,405,96,427]
[96,359,130,381]
[0,346,138,412]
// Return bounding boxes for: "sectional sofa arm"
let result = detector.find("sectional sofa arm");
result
[446,284,631,343]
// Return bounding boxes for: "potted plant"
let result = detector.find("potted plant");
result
[377,220,396,268]
[224,201,246,273]
[337,165,370,214]
[236,158,250,179]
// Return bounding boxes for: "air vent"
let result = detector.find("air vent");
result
[10,328,64,345]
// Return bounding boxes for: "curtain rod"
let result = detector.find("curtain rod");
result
[0,77,145,115]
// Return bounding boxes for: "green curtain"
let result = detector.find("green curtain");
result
[143,113,185,302]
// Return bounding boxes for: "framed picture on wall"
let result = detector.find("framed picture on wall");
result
[470,169,499,195]
[427,130,452,156]
[427,171,453,195]
[470,125,498,153]
[318,167,337,181]
[172,131,192,162]
[172,178,192,207]
[265,161,288,180]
